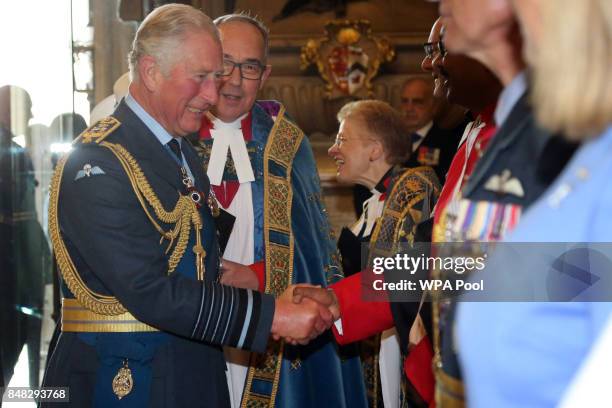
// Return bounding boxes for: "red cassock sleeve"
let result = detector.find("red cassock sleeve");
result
[404,335,435,406]
[248,261,265,292]
[330,272,395,344]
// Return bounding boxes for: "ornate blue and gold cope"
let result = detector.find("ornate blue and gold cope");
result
[191,101,368,408]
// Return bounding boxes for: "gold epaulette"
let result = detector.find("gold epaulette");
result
[74,116,121,145]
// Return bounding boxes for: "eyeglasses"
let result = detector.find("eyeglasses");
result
[423,40,447,59]
[221,59,265,80]
[438,39,447,57]
[423,42,436,59]
[334,136,349,146]
[333,135,377,147]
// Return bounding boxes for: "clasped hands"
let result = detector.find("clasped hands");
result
[271,284,340,346]
[219,258,340,346]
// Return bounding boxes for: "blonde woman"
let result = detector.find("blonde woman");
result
[457,0,612,406]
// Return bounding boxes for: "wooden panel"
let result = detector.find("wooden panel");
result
[93,1,138,104]
[233,0,438,48]
[260,73,427,136]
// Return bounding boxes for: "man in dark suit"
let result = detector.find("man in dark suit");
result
[400,76,463,185]
[41,5,332,407]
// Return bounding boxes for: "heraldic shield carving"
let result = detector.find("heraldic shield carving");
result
[300,19,395,99]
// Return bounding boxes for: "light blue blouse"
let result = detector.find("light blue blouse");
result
[457,126,612,407]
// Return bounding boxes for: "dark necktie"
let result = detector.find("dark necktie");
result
[167,138,183,164]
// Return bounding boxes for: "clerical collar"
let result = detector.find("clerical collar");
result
[205,111,255,185]
[206,112,249,129]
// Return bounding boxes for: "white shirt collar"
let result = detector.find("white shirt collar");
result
[416,121,434,138]
[412,121,433,151]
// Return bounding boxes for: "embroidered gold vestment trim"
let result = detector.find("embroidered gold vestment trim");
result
[241,105,304,408]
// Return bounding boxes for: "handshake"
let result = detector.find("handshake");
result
[218,260,341,345]
[271,285,341,345]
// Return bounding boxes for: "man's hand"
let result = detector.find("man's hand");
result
[292,285,340,321]
[408,313,427,349]
[271,285,334,345]
[219,259,259,290]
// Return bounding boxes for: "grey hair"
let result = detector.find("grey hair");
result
[213,12,270,61]
[128,4,219,80]
[337,99,413,165]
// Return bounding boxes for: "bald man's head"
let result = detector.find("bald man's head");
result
[421,18,444,98]
[399,77,436,130]
[420,17,502,112]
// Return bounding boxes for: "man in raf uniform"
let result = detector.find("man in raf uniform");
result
[41,5,333,407]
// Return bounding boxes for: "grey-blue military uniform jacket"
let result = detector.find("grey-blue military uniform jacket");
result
[437,92,577,389]
[42,100,275,407]
[463,93,576,206]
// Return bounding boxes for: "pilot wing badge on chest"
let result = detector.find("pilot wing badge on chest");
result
[74,163,106,181]
[484,169,525,197]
